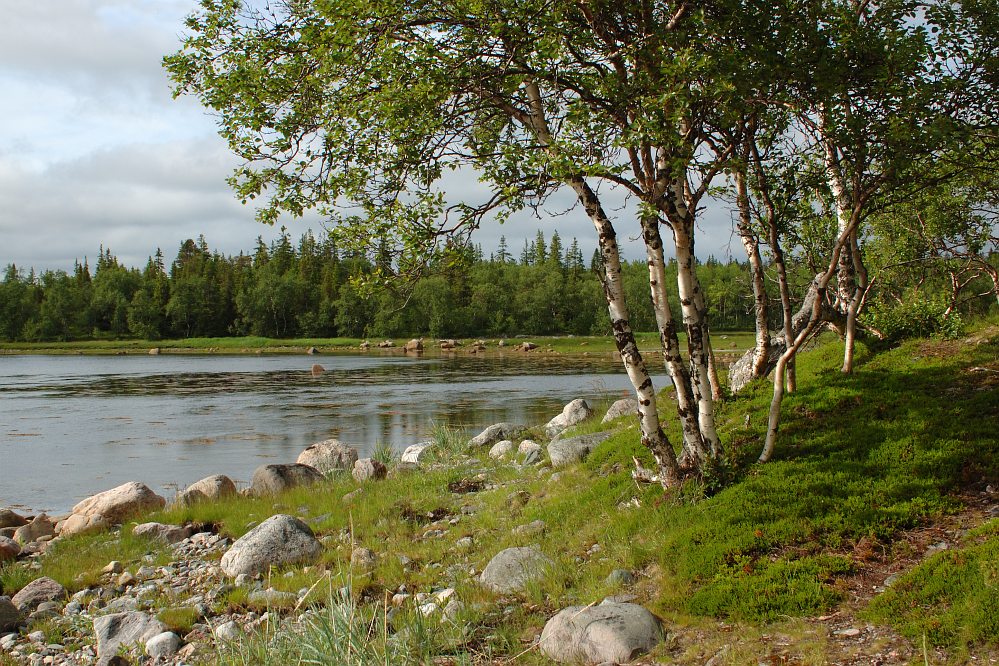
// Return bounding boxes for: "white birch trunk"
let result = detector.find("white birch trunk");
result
[735,169,771,378]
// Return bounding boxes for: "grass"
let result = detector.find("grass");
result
[2,323,995,662]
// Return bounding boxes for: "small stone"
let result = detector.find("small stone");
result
[834,627,862,638]
[489,440,515,459]
[401,444,432,465]
[11,577,67,613]
[352,458,387,482]
[604,569,635,586]
[145,631,181,659]
[103,561,124,575]
[351,547,377,569]
[480,547,553,594]
[214,620,241,642]
[455,536,474,551]
[512,520,546,537]
[391,594,411,607]
[27,630,45,642]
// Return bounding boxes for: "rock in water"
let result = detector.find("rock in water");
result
[544,399,594,438]
[296,439,359,475]
[93,611,168,665]
[11,577,66,613]
[547,432,613,468]
[176,474,238,505]
[250,463,325,496]
[68,482,166,529]
[480,546,553,594]
[602,398,640,423]
[539,602,662,664]
[220,514,323,578]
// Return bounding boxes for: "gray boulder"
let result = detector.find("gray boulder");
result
[488,440,515,459]
[468,423,525,448]
[480,546,553,594]
[547,432,613,468]
[539,602,662,664]
[11,577,66,612]
[602,398,640,423]
[93,611,168,665]
[176,474,237,505]
[249,464,324,496]
[132,522,192,544]
[0,509,28,529]
[296,439,359,475]
[70,482,166,526]
[145,631,181,659]
[220,514,323,578]
[0,596,21,632]
[0,536,19,563]
[544,399,594,438]
[352,458,387,482]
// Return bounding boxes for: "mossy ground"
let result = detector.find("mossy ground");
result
[2,325,996,664]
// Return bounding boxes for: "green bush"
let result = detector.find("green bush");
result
[863,297,964,342]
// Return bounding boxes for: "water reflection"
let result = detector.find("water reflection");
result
[0,353,652,513]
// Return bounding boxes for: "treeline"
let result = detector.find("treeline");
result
[0,230,763,342]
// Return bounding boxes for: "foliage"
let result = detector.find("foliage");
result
[862,297,965,342]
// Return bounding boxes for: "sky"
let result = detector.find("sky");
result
[0,0,744,274]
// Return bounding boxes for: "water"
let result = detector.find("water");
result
[0,352,659,513]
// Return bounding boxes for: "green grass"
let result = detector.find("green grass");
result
[8,323,996,662]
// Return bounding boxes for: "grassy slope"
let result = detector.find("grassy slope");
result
[2,326,996,663]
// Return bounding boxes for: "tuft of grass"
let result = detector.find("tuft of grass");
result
[156,606,201,635]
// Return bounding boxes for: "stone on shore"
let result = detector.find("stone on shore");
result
[602,398,640,423]
[93,611,168,665]
[296,439,359,475]
[544,399,593,438]
[548,432,613,468]
[176,474,238,506]
[132,522,192,544]
[13,514,55,544]
[11,577,66,613]
[145,631,182,659]
[404,338,424,352]
[0,536,20,563]
[0,597,22,632]
[0,509,28,530]
[468,423,525,448]
[539,602,662,664]
[480,546,553,594]
[488,440,515,459]
[401,444,432,465]
[69,482,166,528]
[59,513,107,538]
[220,515,322,578]
[250,464,325,496]
[352,458,387,482]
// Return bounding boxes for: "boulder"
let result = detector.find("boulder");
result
[145,631,181,659]
[132,522,192,544]
[148,347,160,355]
[518,440,542,455]
[13,514,55,544]
[488,440,515,459]
[311,363,325,376]
[544,399,594,438]
[468,423,525,448]
[400,444,432,465]
[11,577,66,613]
[602,398,640,423]
[70,482,166,526]
[93,611,168,665]
[58,513,107,538]
[0,597,22,632]
[404,338,424,352]
[548,432,613,468]
[296,439,359,475]
[539,602,662,664]
[0,536,19,563]
[0,509,28,529]
[220,514,323,578]
[352,458,387,482]
[480,546,553,594]
[519,342,538,351]
[250,464,325,496]
[176,474,238,506]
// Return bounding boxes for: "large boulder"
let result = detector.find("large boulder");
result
[93,611,168,665]
[176,474,238,506]
[0,597,21,632]
[0,509,28,529]
[13,514,55,544]
[70,482,166,526]
[539,602,663,664]
[220,514,323,578]
[0,536,20,562]
[249,464,325,496]
[480,546,553,595]
[547,432,613,468]
[404,338,424,352]
[468,423,526,448]
[296,439,359,475]
[602,398,640,423]
[58,513,108,538]
[11,577,66,613]
[544,399,594,438]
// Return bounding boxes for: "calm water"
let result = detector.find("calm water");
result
[0,352,657,513]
